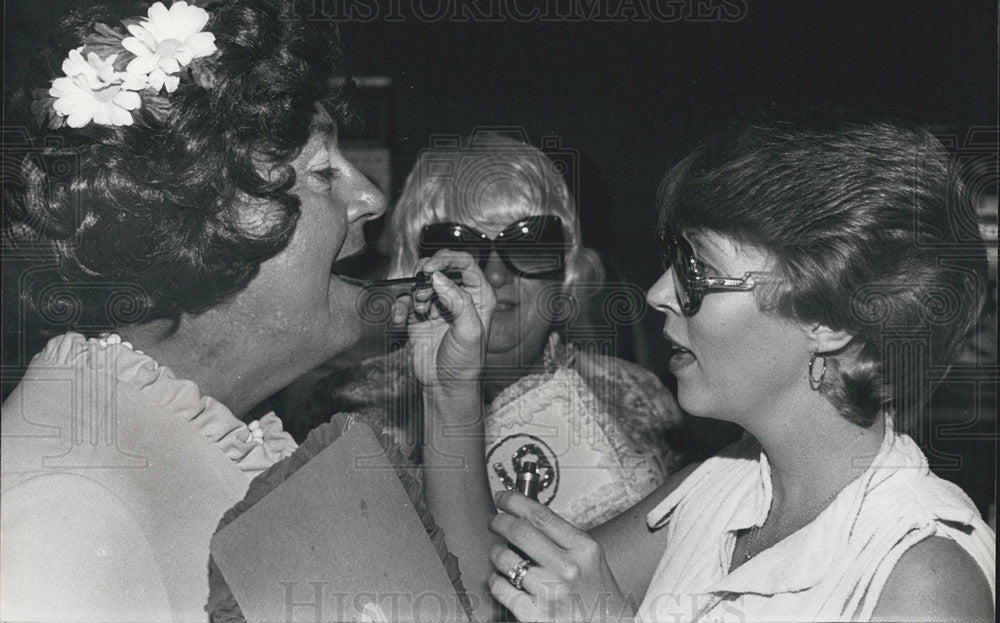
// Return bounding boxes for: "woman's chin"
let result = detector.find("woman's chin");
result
[675,382,711,419]
[319,278,368,347]
[328,273,375,319]
[677,388,744,426]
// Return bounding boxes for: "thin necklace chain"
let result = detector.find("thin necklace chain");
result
[742,474,862,562]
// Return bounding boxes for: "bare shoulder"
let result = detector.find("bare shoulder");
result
[871,535,994,623]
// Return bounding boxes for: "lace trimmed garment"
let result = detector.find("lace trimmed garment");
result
[634,418,996,622]
[1,333,297,622]
[301,334,683,529]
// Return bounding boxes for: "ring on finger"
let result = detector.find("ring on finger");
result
[507,559,534,591]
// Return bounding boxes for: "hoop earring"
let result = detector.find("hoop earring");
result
[808,350,827,390]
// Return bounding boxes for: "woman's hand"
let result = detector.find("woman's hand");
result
[397,250,500,623]
[394,250,496,395]
[488,491,635,622]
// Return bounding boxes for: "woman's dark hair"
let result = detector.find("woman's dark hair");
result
[658,116,988,429]
[3,0,348,349]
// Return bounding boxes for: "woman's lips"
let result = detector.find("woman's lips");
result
[495,301,518,312]
[668,348,696,373]
[664,337,696,373]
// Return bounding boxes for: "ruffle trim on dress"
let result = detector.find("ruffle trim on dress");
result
[33,332,297,474]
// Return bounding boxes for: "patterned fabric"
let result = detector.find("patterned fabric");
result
[206,412,471,623]
[297,333,683,530]
[635,417,996,622]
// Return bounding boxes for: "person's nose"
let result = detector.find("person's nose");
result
[333,153,387,259]
[646,267,682,316]
[342,164,387,225]
[482,249,513,289]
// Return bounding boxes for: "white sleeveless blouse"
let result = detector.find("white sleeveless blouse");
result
[634,419,995,622]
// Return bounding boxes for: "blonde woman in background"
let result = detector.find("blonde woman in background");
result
[298,132,684,530]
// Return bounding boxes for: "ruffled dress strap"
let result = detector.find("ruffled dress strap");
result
[192,407,298,474]
[28,332,297,475]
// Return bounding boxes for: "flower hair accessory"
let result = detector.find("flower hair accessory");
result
[32,1,217,129]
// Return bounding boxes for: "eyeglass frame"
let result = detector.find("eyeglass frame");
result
[418,215,566,279]
[658,225,773,316]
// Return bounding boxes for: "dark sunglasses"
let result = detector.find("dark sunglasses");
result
[419,215,566,278]
[659,225,772,316]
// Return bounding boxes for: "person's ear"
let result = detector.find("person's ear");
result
[803,323,854,354]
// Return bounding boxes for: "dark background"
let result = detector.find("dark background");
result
[8,1,996,289]
[333,0,997,287]
[5,1,997,512]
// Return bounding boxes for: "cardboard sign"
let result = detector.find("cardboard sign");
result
[211,424,465,623]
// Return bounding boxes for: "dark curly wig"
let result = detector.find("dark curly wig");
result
[3,0,350,356]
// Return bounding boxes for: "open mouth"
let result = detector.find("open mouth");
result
[330,246,377,280]
[664,338,696,370]
[665,341,691,356]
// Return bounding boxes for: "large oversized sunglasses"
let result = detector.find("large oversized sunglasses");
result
[419,215,566,278]
[659,225,772,316]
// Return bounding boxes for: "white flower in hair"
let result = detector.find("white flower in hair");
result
[49,48,144,128]
[121,1,217,93]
